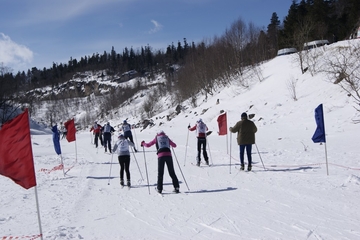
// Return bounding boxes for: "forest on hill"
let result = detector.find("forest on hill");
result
[0,0,360,124]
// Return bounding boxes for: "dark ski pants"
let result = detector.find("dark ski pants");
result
[118,155,131,181]
[197,137,208,162]
[125,133,136,149]
[94,133,103,147]
[157,156,179,191]
[103,133,112,152]
[239,144,252,165]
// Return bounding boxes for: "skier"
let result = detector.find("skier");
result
[90,121,103,148]
[60,123,67,140]
[112,133,135,187]
[188,118,209,166]
[103,122,115,153]
[229,112,257,171]
[141,130,180,194]
[122,120,137,152]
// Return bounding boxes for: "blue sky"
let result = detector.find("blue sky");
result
[0,0,292,73]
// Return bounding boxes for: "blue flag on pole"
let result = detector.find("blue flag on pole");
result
[52,125,62,155]
[312,104,326,143]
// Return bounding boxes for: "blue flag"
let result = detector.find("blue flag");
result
[312,104,326,143]
[52,125,62,155]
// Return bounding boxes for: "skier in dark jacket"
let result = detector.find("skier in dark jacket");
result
[188,118,209,166]
[112,133,135,187]
[141,130,180,194]
[122,120,137,152]
[103,122,115,153]
[229,112,257,171]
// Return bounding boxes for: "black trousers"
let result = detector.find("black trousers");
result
[118,155,131,181]
[103,133,112,152]
[157,156,179,191]
[197,137,208,162]
[94,133,103,147]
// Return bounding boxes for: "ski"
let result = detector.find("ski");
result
[191,162,211,168]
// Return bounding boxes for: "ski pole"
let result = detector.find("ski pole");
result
[171,147,190,191]
[107,153,115,185]
[206,138,213,165]
[229,132,232,174]
[142,146,151,194]
[255,143,266,170]
[184,126,189,166]
[131,148,144,181]
[133,127,138,150]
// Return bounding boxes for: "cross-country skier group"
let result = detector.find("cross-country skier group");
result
[90,113,257,194]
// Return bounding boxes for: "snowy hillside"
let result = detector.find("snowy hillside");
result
[1,40,360,239]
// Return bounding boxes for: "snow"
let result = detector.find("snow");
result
[1,40,360,239]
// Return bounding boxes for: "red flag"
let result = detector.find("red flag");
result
[217,112,227,135]
[64,119,76,142]
[0,109,37,189]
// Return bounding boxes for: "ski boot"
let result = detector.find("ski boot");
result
[240,164,245,171]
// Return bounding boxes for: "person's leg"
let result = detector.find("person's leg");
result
[108,137,112,153]
[196,139,201,165]
[165,156,179,189]
[104,136,108,152]
[119,156,124,186]
[95,134,99,147]
[157,157,165,192]
[202,138,209,164]
[124,156,131,186]
[246,144,252,170]
[239,145,245,169]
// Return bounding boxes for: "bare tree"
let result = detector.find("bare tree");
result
[286,76,298,101]
[322,42,360,115]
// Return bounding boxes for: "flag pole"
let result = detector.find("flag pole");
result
[226,111,228,154]
[60,154,65,176]
[324,143,329,175]
[34,186,43,240]
[75,140,78,164]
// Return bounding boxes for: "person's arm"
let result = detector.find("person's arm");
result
[169,138,177,148]
[141,137,156,148]
[229,121,241,133]
[189,125,196,131]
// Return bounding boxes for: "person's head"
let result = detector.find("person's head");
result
[123,120,127,124]
[94,121,97,124]
[118,133,124,139]
[197,118,202,123]
[241,112,247,120]
[157,130,165,136]
[107,122,110,125]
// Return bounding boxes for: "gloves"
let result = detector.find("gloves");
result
[187,125,190,129]
[141,141,145,147]
[229,127,233,131]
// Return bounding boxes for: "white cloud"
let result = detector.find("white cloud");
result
[0,33,33,71]
[148,20,163,34]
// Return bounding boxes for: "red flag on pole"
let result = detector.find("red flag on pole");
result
[64,119,76,142]
[217,112,227,135]
[0,109,37,189]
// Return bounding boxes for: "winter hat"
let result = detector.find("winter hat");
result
[118,133,124,139]
[241,112,247,119]
[157,130,165,135]
[197,118,202,123]
[123,120,127,123]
